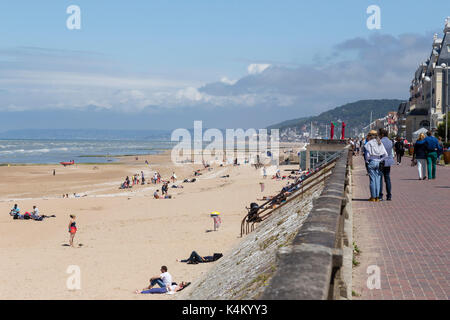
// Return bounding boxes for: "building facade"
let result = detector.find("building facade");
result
[405,18,450,140]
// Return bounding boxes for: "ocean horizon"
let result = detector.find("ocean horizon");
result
[0,138,175,165]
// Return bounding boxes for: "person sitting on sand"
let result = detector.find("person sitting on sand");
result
[177,251,223,264]
[161,183,168,196]
[10,204,20,216]
[194,170,202,176]
[145,266,172,290]
[31,206,40,219]
[154,190,160,199]
[136,281,190,294]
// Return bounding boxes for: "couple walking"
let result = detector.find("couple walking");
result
[364,129,394,202]
[412,131,443,180]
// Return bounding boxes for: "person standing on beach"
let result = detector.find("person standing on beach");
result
[378,129,394,201]
[365,130,388,202]
[68,215,77,247]
[210,211,221,231]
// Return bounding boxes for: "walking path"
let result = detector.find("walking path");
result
[352,155,450,299]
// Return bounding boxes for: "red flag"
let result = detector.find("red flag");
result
[330,122,335,140]
[341,122,346,139]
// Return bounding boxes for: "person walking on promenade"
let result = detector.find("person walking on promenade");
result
[424,131,442,180]
[378,129,394,201]
[412,133,427,180]
[365,130,388,202]
[362,134,370,175]
[394,137,405,165]
[437,137,444,164]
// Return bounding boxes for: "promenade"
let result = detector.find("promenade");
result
[352,155,450,299]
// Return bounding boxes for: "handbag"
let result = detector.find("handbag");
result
[411,159,417,167]
[379,160,385,171]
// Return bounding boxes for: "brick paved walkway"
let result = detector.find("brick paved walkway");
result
[352,155,450,300]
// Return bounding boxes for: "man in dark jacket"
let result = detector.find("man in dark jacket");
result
[378,129,394,201]
[424,131,442,179]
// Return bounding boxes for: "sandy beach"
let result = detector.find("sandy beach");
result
[0,147,301,299]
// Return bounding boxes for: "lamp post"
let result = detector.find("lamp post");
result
[424,75,433,131]
[442,63,449,143]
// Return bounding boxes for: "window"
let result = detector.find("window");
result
[448,45,450,52]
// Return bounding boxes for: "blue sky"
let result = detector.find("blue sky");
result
[0,1,449,130]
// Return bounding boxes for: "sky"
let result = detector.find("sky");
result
[0,0,449,130]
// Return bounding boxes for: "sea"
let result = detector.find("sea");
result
[0,139,175,164]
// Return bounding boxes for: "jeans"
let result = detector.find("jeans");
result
[417,159,427,179]
[379,166,391,199]
[367,160,382,199]
[150,279,166,288]
[427,152,438,179]
[181,251,204,263]
[141,287,167,294]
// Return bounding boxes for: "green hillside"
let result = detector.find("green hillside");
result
[268,99,405,133]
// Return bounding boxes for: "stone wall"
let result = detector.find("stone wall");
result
[261,148,352,300]
[179,179,326,300]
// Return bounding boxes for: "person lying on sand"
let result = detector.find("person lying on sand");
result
[135,281,190,294]
[177,251,223,264]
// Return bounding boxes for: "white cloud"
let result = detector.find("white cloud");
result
[0,32,433,117]
[175,87,205,102]
[220,77,237,85]
[247,63,271,75]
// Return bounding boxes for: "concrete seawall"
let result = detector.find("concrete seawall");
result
[178,173,327,300]
[178,147,352,300]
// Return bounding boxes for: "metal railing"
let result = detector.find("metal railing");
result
[240,151,342,237]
